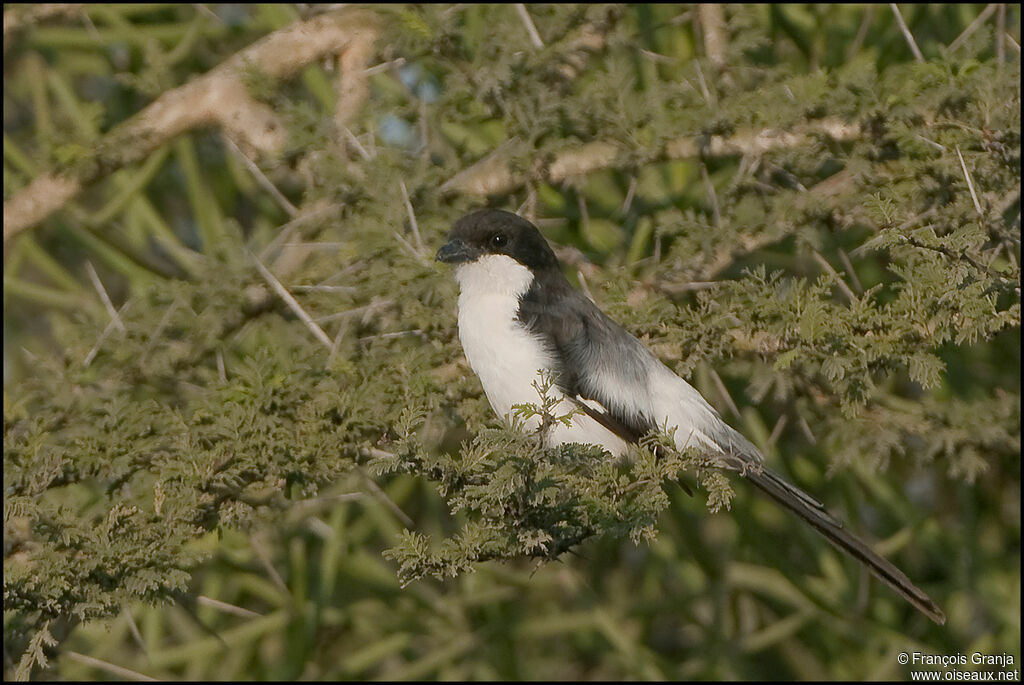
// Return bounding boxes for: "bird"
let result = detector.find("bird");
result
[435,207,945,625]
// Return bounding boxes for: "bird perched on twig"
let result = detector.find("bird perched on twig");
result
[436,208,945,625]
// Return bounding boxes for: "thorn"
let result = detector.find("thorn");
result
[514,4,544,48]
[85,261,125,332]
[889,4,925,62]
[955,145,984,217]
[250,250,333,350]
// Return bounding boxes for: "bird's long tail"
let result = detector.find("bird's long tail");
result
[744,467,946,625]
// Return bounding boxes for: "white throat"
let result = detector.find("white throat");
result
[454,254,534,298]
[453,254,628,457]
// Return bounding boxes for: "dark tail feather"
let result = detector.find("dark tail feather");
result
[745,467,946,625]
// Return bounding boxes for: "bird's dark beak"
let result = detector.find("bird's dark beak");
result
[435,238,477,264]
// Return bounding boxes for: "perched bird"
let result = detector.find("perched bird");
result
[436,208,945,625]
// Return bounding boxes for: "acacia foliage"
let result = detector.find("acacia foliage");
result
[3,3,1020,680]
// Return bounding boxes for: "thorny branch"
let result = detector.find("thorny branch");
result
[3,7,379,244]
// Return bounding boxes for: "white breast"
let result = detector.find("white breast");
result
[454,255,628,456]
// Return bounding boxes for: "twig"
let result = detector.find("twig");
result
[846,5,875,60]
[620,176,638,216]
[124,608,147,655]
[64,651,156,682]
[398,180,425,254]
[216,349,227,382]
[251,251,334,350]
[84,301,133,367]
[223,135,298,217]
[393,231,427,264]
[514,4,544,49]
[693,59,714,104]
[708,367,741,419]
[358,467,413,527]
[699,161,721,226]
[902,235,999,279]
[947,4,997,52]
[889,4,924,62]
[767,414,788,447]
[257,202,342,262]
[796,414,817,446]
[358,328,425,343]
[314,299,393,324]
[3,4,83,49]
[341,125,372,161]
[288,284,357,293]
[697,4,727,68]
[955,145,984,217]
[576,269,594,302]
[361,57,406,76]
[655,280,720,295]
[996,3,1006,64]
[250,533,289,593]
[441,119,860,198]
[139,297,181,364]
[4,7,380,243]
[84,261,125,332]
[196,595,261,618]
[836,247,864,293]
[1006,32,1021,54]
[811,250,858,304]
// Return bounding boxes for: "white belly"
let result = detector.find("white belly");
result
[454,256,628,456]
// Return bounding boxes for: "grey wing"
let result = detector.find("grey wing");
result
[518,288,656,435]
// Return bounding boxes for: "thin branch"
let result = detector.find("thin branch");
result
[767,414,789,447]
[441,119,860,198]
[811,250,858,304]
[708,367,741,420]
[123,608,147,655]
[1006,31,1020,54]
[358,467,413,527]
[619,176,638,216]
[697,4,727,68]
[250,533,289,593]
[258,202,341,262]
[846,5,875,60]
[216,349,227,382]
[515,4,544,49]
[196,595,262,618]
[996,3,1006,64]
[84,261,125,332]
[63,651,156,682]
[361,57,406,77]
[398,180,424,254]
[693,59,714,104]
[341,125,372,161]
[797,414,818,445]
[84,301,133,367]
[955,145,984,217]
[4,7,380,243]
[251,251,334,350]
[223,135,298,217]
[889,4,924,62]
[948,4,997,52]
[3,4,83,51]
[699,161,721,226]
[836,247,864,293]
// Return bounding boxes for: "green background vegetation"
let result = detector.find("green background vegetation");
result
[3,4,1020,680]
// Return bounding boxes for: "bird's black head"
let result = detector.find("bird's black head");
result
[435,209,559,273]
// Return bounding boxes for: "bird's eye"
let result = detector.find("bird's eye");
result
[490,233,508,249]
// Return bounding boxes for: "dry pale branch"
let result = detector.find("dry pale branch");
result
[697,4,727,68]
[890,3,925,63]
[2,4,83,51]
[4,7,380,244]
[442,118,861,198]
